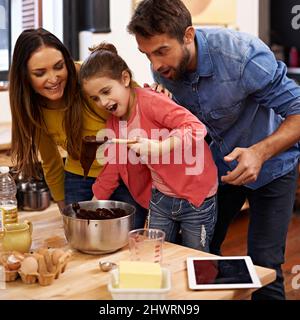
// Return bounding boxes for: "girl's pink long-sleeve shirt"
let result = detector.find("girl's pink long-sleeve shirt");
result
[92,88,217,208]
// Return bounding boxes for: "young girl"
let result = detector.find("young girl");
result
[9,29,147,228]
[80,43,218,252]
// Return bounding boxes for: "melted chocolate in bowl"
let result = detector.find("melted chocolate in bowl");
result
[71,202,128,220]
[80,135,108,177]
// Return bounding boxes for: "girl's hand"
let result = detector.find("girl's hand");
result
[143,83,173,99]
[128,137,161,157]
[128,136,181,157]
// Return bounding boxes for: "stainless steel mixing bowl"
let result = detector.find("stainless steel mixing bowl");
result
[62,200,135,254]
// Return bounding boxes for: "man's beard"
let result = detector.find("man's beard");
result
[172,47,191,80]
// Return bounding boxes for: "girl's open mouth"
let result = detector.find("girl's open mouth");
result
[107,104,118,112]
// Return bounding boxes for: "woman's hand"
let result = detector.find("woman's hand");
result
[143,83,173,99]
[56,200,65,212]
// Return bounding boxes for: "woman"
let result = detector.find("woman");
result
[9,28,147,228]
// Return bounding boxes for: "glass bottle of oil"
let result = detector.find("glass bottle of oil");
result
[0,166,18,225]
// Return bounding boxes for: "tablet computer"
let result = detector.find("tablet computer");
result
[186,256,262,290]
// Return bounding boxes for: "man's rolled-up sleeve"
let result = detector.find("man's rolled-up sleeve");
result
[241,38,300,117]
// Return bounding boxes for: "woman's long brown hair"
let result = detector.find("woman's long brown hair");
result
[9,28,85,178]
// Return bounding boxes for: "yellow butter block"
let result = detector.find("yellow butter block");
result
[119,261,162,289]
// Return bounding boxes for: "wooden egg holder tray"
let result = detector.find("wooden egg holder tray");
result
[0,248,72,286]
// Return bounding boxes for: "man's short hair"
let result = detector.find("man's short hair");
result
[127,0,192,43]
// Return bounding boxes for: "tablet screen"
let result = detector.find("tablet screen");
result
[193,259,252,284]
[186,256,262,290]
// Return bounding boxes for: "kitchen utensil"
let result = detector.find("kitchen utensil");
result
[128,228,165,264]
[99,261,117,272]
[80,135,138,178]
[62,200,135,254]
[17,181,51,211]
[108,138,137,144]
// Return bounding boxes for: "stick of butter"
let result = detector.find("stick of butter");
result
[119,261,162,289]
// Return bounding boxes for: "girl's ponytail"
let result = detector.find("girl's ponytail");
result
[80,42,132,83]
[89,42,118,55]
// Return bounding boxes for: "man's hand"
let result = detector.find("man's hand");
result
[143,83,172,98]
[221,146,264,185]
[222,115,300,185]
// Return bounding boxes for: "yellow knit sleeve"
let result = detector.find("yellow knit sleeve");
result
[38,130,65,202]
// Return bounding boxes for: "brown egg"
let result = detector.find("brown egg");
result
[20,256,39,275]
[12,251,25,261]
[51,249,65,265]
[6,255,21,271]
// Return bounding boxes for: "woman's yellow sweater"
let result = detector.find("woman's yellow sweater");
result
[39,102,109,202]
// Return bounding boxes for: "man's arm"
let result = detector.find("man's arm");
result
[222,38,300,185]
[222,114,300,185]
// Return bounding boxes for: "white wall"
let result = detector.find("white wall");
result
[237,0,270,44]
[10,0,64,48]
[79,0,267,85]
[79,0,154,85]
[0,91,11,123]
[11,0,22,55]
[237,0,259,36]
[42,0,63,41]
[9,0,266,87]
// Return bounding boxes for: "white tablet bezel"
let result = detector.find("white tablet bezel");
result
[186,256,262,290]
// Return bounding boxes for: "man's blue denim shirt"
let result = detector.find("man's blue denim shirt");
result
[153,28,300,189]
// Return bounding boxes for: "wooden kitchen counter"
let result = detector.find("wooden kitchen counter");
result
[0,203,276,300]
[0,150,12,167]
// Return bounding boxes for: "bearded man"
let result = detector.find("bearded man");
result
[128,0,300,300]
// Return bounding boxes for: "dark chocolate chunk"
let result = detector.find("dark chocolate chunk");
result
[72,202,128,220]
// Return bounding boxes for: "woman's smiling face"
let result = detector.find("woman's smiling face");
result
[27,45,68,102]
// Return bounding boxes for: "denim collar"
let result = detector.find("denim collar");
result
[194,29,214,78]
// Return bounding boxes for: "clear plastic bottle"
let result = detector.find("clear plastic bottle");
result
[0,166,18,225]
